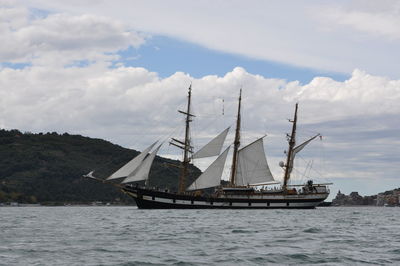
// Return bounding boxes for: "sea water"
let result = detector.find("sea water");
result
[0,206,399,265]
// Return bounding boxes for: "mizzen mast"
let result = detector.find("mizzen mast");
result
[229,89,242,186]
[170,85,194,193]
[283,103,298,190]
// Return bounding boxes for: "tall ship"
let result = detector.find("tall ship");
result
[84,86,330,208]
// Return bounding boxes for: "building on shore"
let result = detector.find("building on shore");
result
[332,189,400,206]
[376,189,400,206]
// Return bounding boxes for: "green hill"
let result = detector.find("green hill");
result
[0,129,200,204]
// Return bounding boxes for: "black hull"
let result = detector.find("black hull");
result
[122,186,328,209]
[135,197,316,209]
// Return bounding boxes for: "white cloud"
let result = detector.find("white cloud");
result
[0,4,145,66]
[19,0,400,78]
[283,69,400,122]
[315,1,400,40]
[0,64,399,197]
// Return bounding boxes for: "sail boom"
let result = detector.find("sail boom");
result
[171,138,185,146]
[169,142,193,151]
[178,110,195,117]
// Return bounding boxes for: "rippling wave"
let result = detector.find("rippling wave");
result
[1,207,399,265]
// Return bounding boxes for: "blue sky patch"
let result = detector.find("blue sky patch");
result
[28,7,52,20]
[117,35,349,84]
[0,62,31,69]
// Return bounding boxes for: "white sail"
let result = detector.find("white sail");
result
[293,134,320,157]
[187,146,230,191]
[235,138,274,186]
[288,134,320,174]
[192,127,230,159]
[106,141,157,180]
[121,144,162,184]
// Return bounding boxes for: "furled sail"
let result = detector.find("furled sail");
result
[121,144,162,184]
[187,146,230,191]
[288,134,320,174]
[235,138,274,186]
[192,127,230,159]
[106,141,157,180]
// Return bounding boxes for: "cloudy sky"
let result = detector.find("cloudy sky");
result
[1,0,399,199]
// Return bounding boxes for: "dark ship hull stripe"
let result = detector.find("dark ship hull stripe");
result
[122,187,328,209]
[134,198,317,209]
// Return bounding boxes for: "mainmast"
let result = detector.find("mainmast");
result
[170,85,194,193]
[229,89,242,186]
[283,103,298,189]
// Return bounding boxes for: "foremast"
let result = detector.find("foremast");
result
[229,89,242,186]
[283,103,298,190]
[170,85,194,193]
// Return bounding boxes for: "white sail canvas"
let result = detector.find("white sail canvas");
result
[235,138,274,186]
[293,134,320,157]
[107,141,157,180]
[288,134,320,174]
[192,127,230,159]
[187,146,230,191]
[121,144,162,184]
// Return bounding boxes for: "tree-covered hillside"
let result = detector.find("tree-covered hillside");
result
[0,129,200,204]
